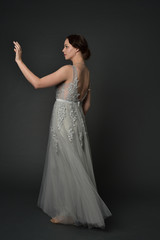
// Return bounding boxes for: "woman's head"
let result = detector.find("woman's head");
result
[62,34,91,61]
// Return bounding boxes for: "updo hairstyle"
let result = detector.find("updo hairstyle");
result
[66,34,91,60]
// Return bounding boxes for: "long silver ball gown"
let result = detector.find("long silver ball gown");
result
[37,65,112,229]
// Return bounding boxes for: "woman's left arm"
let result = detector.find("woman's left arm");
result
[13,41,69,89]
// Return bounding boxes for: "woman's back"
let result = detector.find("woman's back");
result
[71,64,90,102]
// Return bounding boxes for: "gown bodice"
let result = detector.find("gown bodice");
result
[55,65,89,103]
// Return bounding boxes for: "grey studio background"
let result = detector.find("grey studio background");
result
[1,0,160,239]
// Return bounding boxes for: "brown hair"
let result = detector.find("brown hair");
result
[66,34,91,60]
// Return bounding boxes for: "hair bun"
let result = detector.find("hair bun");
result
[83,48,91,60]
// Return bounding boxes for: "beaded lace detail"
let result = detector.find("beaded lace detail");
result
[68,127,74,142]
[50,127,59,154]
[57,103,66,130]
[69,102,78,127]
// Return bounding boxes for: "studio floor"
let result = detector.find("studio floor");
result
[1,186,159,240]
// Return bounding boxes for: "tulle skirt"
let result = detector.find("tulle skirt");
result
[37,98,112,229]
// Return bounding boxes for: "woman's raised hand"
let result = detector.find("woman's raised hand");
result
[13,41,22,62]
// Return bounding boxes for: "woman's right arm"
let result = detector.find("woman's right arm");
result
[82,89,91,115]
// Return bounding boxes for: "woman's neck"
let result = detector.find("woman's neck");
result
[72,56,85,66]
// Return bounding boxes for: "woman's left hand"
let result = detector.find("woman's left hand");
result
[13,41,22,62]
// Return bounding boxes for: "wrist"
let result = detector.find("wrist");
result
[16,59,23,64]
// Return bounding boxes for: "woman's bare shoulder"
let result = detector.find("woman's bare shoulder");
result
[57,64,73,82]
[57,64,72,76]
[59,64,72,70]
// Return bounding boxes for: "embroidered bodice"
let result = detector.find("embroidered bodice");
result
[55,65,88,102]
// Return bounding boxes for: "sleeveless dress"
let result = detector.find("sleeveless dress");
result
[37,64,112,229]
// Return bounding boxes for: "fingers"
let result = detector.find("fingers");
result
[13,41,18,47]
[13,41,21,50]
[13,43,18,52]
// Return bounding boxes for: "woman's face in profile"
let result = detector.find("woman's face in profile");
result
[62,38,77,60]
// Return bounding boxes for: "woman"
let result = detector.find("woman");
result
[13,34,112,229]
